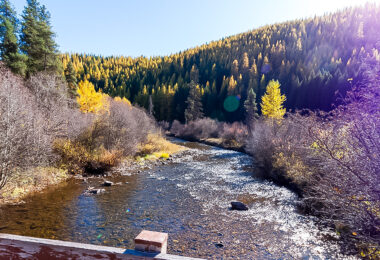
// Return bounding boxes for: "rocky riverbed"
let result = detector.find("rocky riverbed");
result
[0,139,355,259]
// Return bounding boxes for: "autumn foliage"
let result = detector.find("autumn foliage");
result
[76,80,109,114]
[260,80,286,120]
[55,85,155,175]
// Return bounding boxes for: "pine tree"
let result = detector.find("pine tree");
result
[21,0,61,75]
[0,0,16,40]
[0,19,27,76]
[64,61,77,98]
[0,0,16,22]
[184,81,203,123]
[260,80,286,120]
[190,64,199,83]
[244,88,259,124]
[0,0,27,75]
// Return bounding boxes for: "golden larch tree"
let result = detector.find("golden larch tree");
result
[77,80,109,114]
[260,80,286,119]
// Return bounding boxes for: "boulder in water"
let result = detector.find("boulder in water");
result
[85,187,105,195]
[230,201,248,211]
[90,188,105,194]
[103,181,114,186]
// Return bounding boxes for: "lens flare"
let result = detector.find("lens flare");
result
[223,96,240,112]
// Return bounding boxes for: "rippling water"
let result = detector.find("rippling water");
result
[0,139,354,259]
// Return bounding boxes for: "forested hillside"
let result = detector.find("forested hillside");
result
[62,4,380,122]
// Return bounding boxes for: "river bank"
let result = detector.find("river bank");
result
[0,167,70,205]
[0,136,186,206]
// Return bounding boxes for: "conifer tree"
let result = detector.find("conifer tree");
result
[21,0,61,75]
[184,81,203,123]
[0,0,16,25]
[64,61,77,98]
[244,88,259,124]
[242,52,249,71]
[0,0,16,42]
[0,0,27,75]
[227,75,237,95]
[190,65,199,83]
[260,80,286,120]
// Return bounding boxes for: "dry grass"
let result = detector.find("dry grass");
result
[53,139,122,175]
[0,167,69,205]
[137,133,187,157]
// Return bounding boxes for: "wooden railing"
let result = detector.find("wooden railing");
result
[0,231,204,259]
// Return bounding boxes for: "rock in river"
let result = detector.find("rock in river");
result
[230,201,248,211]
[84,187,105,195]
[90,189,105,194]
[103,181,114,186]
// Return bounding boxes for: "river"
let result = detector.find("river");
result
[0,139,352,259]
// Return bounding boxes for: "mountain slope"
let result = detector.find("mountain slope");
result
[63,3,380,122]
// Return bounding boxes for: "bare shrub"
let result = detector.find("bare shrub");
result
[170,118,221,140]
[221,122,248,146]
[102,98,155,155]
[170,120,184,137]
[0,64,93,187]
[298,57,380,255]
[0,63,157,186]
[54,98,157,175]
[0,64,34,188]
[245,54,380,256]
[245,118,306,187]
[158,121,170,131]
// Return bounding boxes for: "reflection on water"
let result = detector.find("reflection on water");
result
[0,139,352,259]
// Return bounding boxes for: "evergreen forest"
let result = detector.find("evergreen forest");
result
[62,4,380,122]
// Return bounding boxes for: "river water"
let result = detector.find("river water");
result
[0,139,352,259]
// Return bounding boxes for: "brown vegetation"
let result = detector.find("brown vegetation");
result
[0,63,180,205]
[246,56,380,257]
[0,63,83,190]
[170,118,248,150]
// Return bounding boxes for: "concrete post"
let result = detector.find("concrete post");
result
[134,230,168,254]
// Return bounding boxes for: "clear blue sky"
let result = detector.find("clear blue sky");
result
[10,0,380,57]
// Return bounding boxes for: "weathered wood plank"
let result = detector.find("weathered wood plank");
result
[0,233,203,260]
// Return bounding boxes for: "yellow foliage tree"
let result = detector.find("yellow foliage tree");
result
[260,80,286,119]
[77,80,109,114]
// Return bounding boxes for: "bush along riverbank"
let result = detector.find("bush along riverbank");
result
[0,63,185,205]
[167,118,248,152]
[167,56,380,258]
